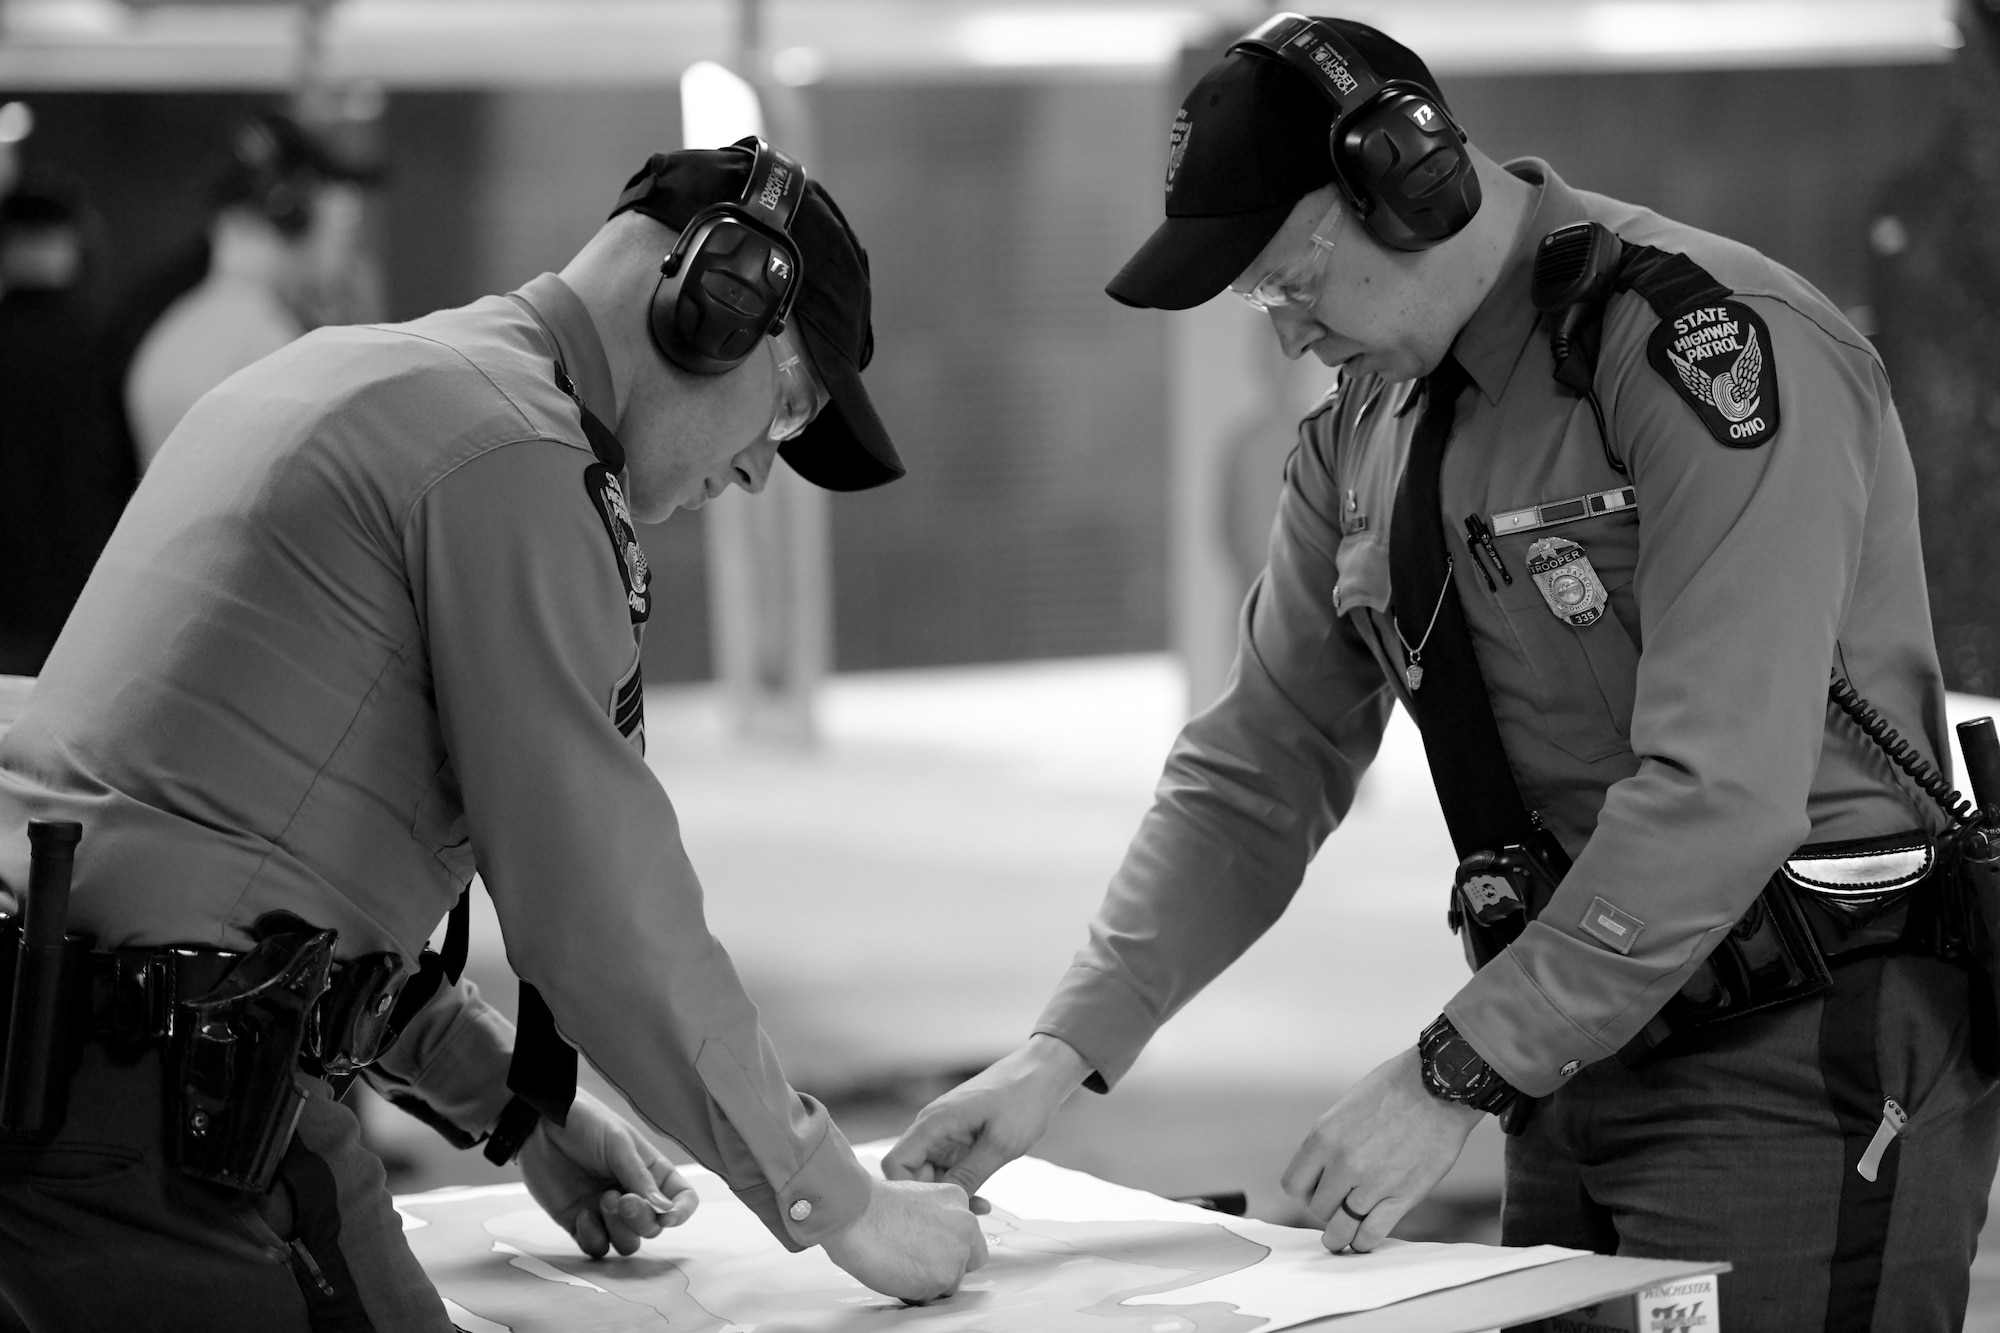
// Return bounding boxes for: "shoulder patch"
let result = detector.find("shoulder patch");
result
[583,463,651,624]
[1647,299,1780,448]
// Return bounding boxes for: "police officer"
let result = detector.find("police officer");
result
[0,142,984,1328]
[124,113,376,472]
[886,17,2000,1331]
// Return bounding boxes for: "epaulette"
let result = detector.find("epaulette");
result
[1533,221,1781,454]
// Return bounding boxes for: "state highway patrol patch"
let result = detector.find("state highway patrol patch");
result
[584,463,651,624]
[1526,537,1609,627]
[1648,299,1780,448]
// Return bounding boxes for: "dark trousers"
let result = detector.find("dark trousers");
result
[1504,954,2000,1332]
[0,1041,454,1332]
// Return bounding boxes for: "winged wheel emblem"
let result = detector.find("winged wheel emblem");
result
[1667,326,1763,423]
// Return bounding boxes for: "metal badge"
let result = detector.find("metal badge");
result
[1525,536,1608,627]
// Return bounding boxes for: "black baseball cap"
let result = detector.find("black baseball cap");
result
[1107,17,1450,311]
[611,147,903,492]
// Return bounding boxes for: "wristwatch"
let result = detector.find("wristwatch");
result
[1418,1014,1521,1115]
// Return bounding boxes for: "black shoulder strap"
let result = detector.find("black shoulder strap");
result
[1532,225,1736,476]
[1612,243,1732,320]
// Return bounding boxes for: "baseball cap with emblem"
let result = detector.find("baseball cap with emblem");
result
[1107,17,1452,311]
[611,147,903,491]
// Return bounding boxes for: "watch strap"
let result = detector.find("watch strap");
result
[1418,1014,1520,1115]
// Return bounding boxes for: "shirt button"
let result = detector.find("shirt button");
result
[1559,1059,1581,1077]
[788,1199,813,1222]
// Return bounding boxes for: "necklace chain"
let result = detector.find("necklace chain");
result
[1393,554,1453,693]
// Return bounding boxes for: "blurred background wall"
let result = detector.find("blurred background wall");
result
[0,0,1968,693]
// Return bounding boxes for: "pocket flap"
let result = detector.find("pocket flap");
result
[1784,839,1933,898]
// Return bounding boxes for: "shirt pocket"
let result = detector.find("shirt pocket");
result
[1487,519,1640,763]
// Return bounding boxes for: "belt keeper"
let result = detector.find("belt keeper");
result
[483,1094,542,1166]
[147,955,172,1039]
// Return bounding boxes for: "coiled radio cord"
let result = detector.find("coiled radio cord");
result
[1829,671,1978,830]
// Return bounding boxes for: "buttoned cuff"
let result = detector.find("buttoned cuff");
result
[1444,944,1613,1098]
[1032,964,1158,1093]
[736,1118,871,1252]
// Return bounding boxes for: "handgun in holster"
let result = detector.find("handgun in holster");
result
[170,917,337,1192]
[1449,830,1571,972]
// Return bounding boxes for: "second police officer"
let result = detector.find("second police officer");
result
[887,15,2000,1331]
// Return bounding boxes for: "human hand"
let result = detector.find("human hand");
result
[821,1177,988,1303]
[1281,1047,1481,1254]
[881,1035,1092,1196]
[519,1088,700,1259]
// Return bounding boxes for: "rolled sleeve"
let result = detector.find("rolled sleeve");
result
[1035,403,1395,1088]
[1449,295,1900,1095]
[406,439,870,1246]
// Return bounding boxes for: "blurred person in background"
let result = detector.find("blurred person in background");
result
[0,108,129,676]
[0,139,981,1329]
[122,111,377,472]
[891,14,1996,1331]
[1867,0,2000,697]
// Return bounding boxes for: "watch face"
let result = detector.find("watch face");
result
[1421,1016,1513,1111]
[1433,1038,1486,1093]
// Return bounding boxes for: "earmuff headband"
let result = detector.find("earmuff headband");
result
[649,136,810,375]
[1227,13,1480,252]
[1233,14,1386,117]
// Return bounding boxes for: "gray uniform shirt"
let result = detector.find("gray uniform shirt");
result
[1036,161,1947,1098]
[0,272,869,1247]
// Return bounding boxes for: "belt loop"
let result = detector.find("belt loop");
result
[148,953,173,1040]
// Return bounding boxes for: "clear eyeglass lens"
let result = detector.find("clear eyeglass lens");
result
[1234,212,1344,313]
[767,326,828,443]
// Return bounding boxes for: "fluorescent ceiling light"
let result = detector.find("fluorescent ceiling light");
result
[681,59,764,150]
[956,8,1205,67]
[1581,1,1942,58]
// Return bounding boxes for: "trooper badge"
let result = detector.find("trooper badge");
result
[1526,536,1609,627]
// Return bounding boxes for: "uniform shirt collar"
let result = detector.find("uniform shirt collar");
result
[512,272,618,429]
[1450,158,1592,405]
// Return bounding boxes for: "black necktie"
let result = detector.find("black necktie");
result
[1387,355,1536,859]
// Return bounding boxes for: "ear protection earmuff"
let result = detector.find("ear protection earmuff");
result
[648,136,808,376]
[1230,13,1480,251]
[228,117,319,239]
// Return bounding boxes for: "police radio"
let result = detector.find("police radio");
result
[1230,13,1481,251]
[648,136,807,376]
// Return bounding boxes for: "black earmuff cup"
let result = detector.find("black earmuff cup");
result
[649,210,803,376]
[1329,85,1480,251]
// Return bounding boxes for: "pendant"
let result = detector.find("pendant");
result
[1406,663,1424,692]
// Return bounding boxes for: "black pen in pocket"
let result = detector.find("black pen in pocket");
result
[1462,530,1497,592]
[1464,513,1512,585]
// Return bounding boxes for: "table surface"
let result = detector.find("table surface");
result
[1297,1254,1729,1332]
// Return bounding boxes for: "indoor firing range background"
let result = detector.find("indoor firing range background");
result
[5,0,2000,1324]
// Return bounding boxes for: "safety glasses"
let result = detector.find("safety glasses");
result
[1232,203,1347,313]
[767,323,831,443]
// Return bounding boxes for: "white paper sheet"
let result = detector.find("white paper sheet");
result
[396,1147,1578,1332]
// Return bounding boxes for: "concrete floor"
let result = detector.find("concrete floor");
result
[359,654,2000,1323]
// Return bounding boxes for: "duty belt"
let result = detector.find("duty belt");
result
[0,917,414,1079]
